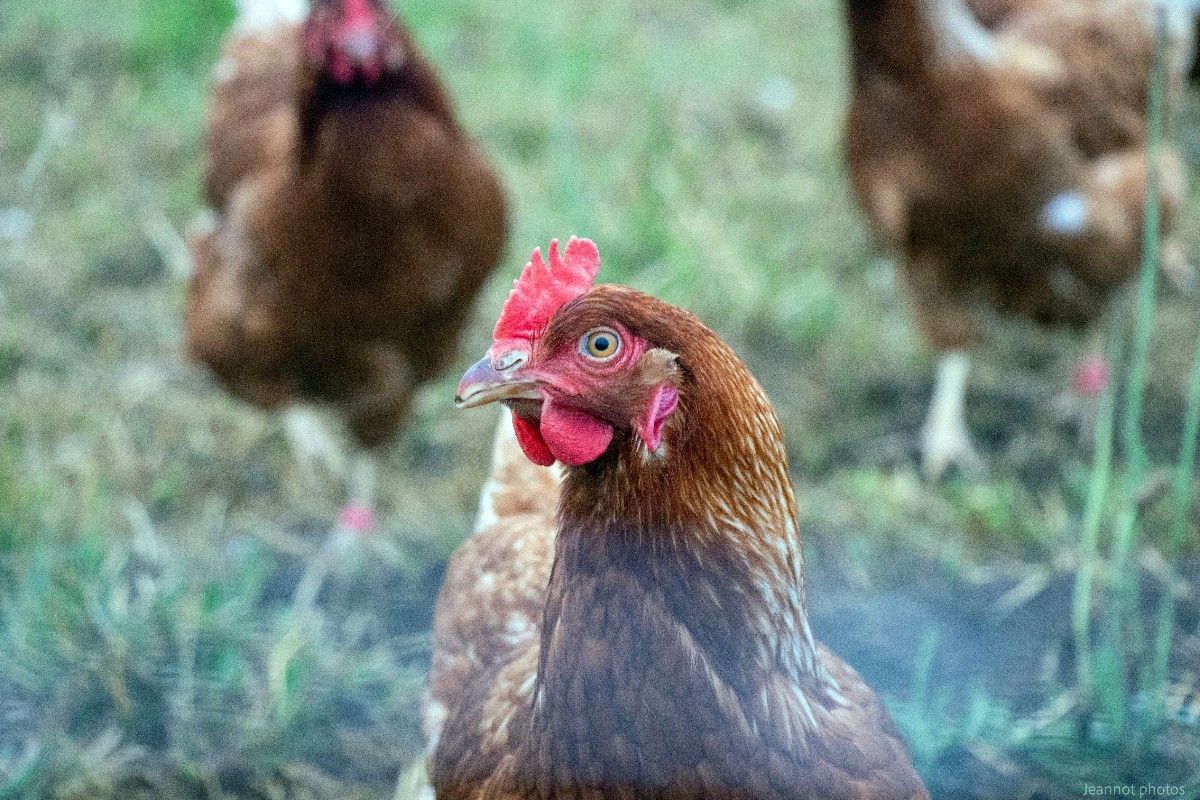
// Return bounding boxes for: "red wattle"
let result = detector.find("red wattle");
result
[511,413,555,467]
[540,397,614,466]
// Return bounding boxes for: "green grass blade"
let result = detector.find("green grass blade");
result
[1118,3,1167,749]
[1145,328,1200,734]
[1085,2,1168,748]
[1122,4,1166,478]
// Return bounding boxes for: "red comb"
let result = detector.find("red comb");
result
[493,237,600,342]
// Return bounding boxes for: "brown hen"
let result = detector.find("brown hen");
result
[844,0,1192,478]
[185,0,507,524]
[424,238,929,800]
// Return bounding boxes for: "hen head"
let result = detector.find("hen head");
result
[456,238,682,467]
[302,0,405,85]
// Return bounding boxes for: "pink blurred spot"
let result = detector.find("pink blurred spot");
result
[1072,357,1110,398]
[330,52,356,83]
[343,0,376,28]
[337,502,376,533]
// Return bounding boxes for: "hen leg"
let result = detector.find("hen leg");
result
[903,251,983,480]
[1069,327,1110,399]
[336,450,379,534]
[1052,327,1109,447]
[336,344,413,533]
[1162,239,1196,295]
[920,350,984,480]
[283,405,348,484]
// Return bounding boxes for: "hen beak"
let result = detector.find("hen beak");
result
[455,354,541,409]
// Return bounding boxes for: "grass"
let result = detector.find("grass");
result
[0,0,1199,797]
[0,436,428,796]
[1063,14,1200,785]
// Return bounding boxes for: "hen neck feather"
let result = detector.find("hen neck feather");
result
[545,304,832,711]
[846,0,932,81]
[297,50,458,157]
[847,0,995,83]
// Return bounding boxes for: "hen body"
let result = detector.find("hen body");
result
[186,0,507,457]
[844,0,1191,476]
[427,261,928,800]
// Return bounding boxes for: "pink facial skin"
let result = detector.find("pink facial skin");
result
[478,238,679,468]
[498,323,676,466]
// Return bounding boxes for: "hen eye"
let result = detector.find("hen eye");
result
[581,328,621,360]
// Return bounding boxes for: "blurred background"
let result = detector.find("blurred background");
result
[0,0,1198,797]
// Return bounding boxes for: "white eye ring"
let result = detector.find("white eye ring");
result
[580,327,621,360]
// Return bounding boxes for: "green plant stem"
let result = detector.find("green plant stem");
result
[1080,3,1166,747]
[1117,3,1166,748]
[268,527,355,724]
[1145,330,1200,734]
[1123,5,1165,479]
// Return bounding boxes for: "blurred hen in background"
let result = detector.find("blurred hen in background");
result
[185,0,508,530]
[843,0,1194,479]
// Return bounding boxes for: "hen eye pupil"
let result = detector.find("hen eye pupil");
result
[584,330,619,359]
